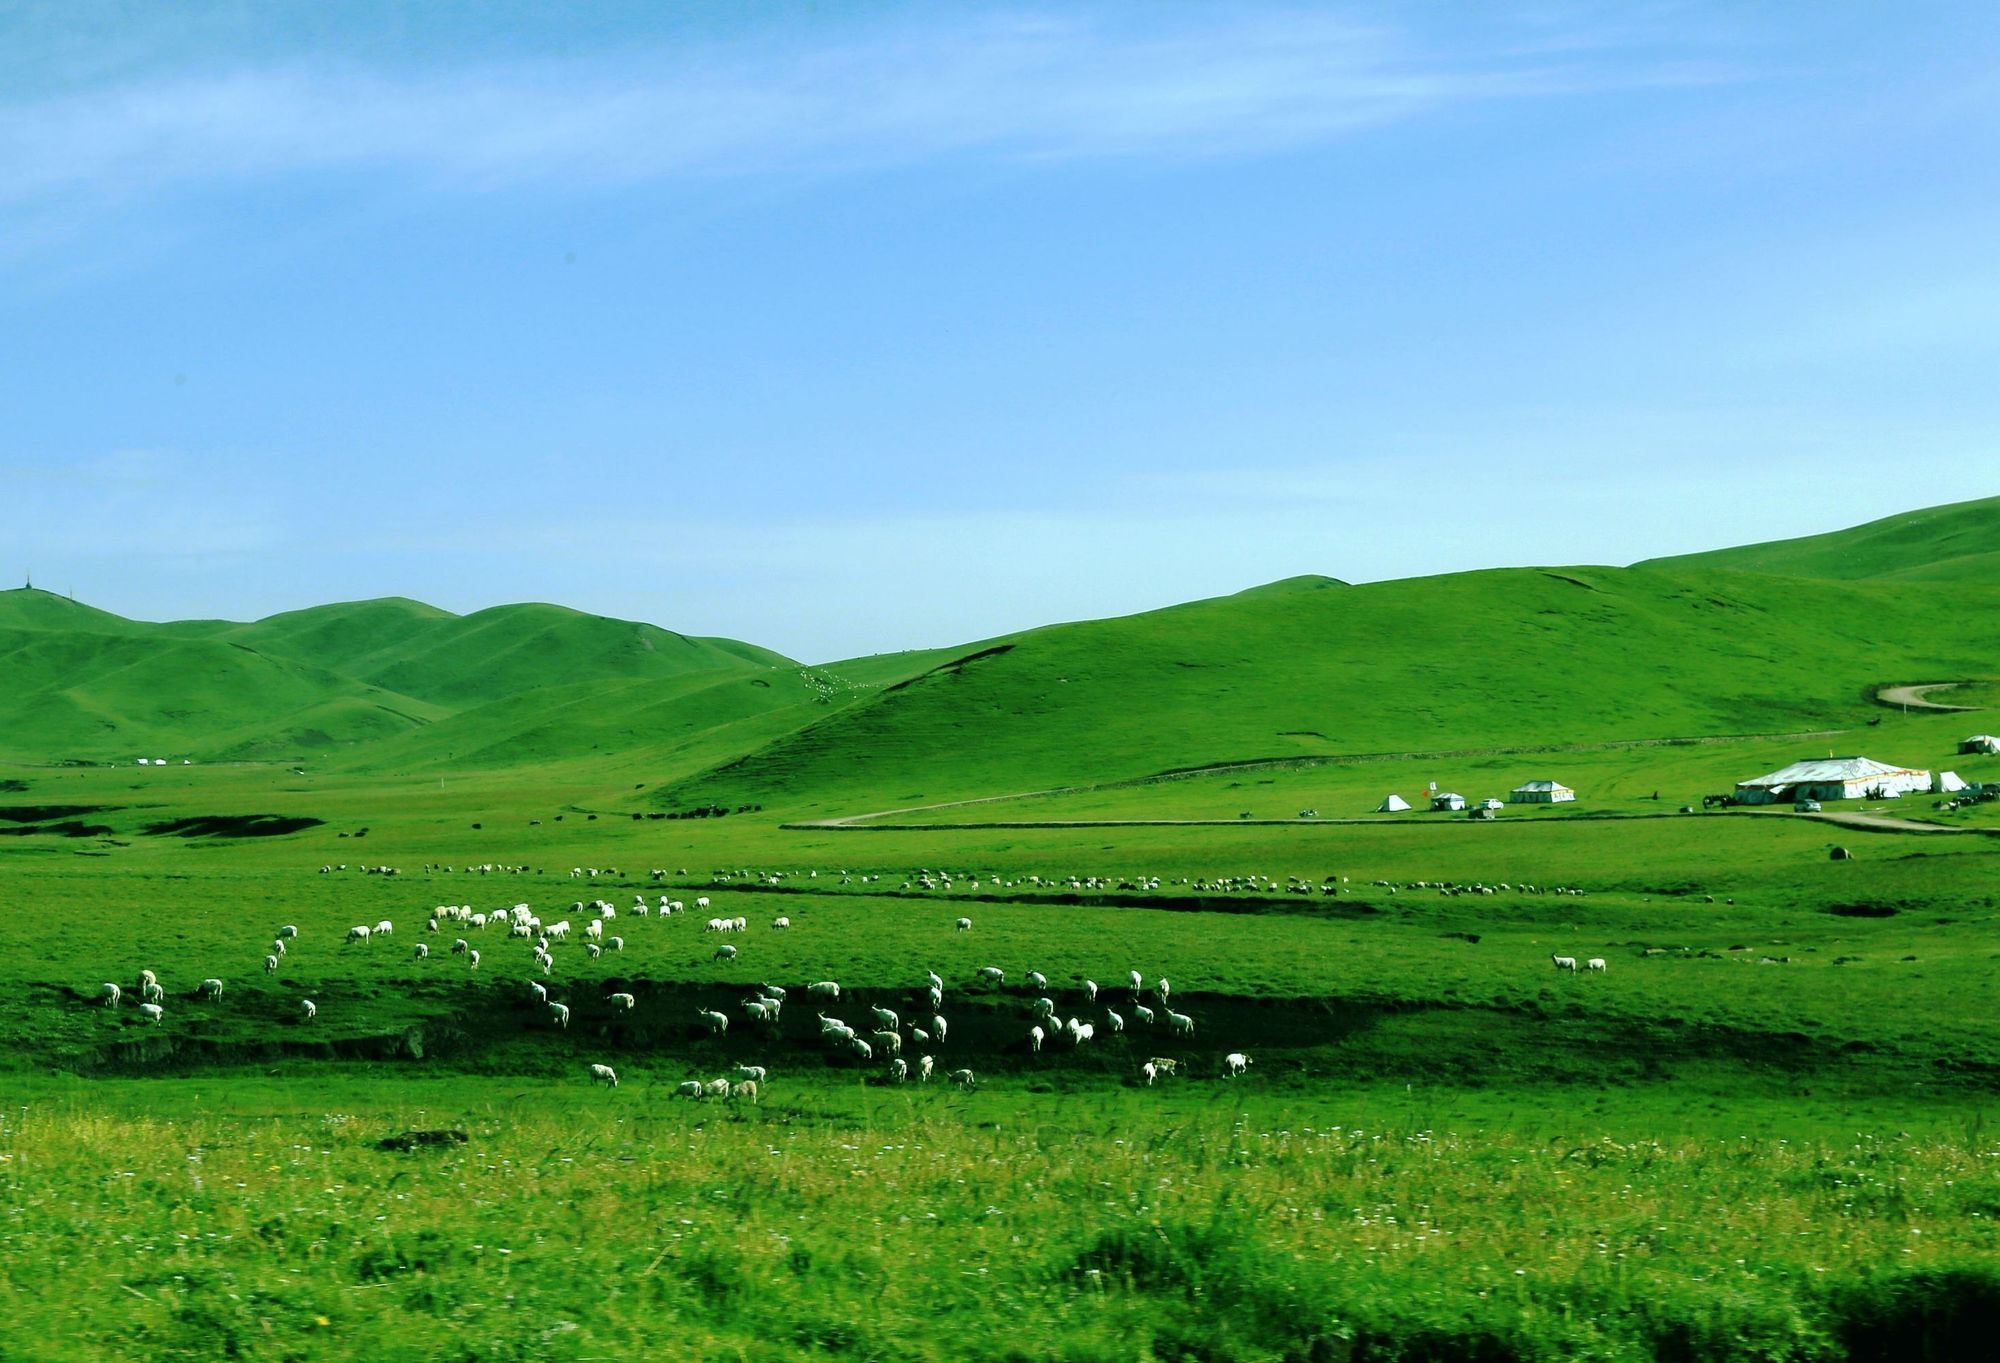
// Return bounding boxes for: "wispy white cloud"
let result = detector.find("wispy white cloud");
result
[0,9,1737,209]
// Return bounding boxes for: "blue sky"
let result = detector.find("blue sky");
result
[2,2,1996,661]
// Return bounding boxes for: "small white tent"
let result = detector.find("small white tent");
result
[1376,794,1411,812]
[1430,792,1467,812]
[1935,771,1968,793]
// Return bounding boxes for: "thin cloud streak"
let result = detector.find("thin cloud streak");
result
[0,10,1739,208]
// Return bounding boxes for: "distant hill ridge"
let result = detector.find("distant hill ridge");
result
[1,495,1994,784]
[1634,495,2000,583]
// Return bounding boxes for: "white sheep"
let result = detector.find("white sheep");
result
[1164,1010,1194,1036]
[870,1005,900,1031]
[1105,1008,1124,1033]
[713,944,737,962]
[728,1079,758,1105]
[200,978,224,1001]
[1586,958,1608,972]
[452,938,469,955]
[1140,1061,1158,1086]
[949,1068,976,1090]
[98,982,121,1008]
[413,944,429,960]
[138,1002,164,1025]
[931,1015,948,1042]
[589,1063,618,1087]
[674,1081,703,1098]
[772,916,791,929]
[1029,1025,1045,1053]
[977,966,1004,984]
[848,1036,873,1061]
[607,936,623,952]
[888,1057,908,1082]
[736,1064,767,1083]
[1552,955,1579,971]
[695,896,711,910]
[299,999,317,1021]
[468,949,480,969]
[954,917,972,932]
[609,992,637,1012]
[374,919,394,936]
[529,980,548,1004]
[263,954,279,975]
[141,980,165,1005]
[1027,970,1048,989]
[926,969,944,992]
[277,925,298,940]
[698,1008,728,1035]
[1224,1052,1251,1077]
[1133,1004,1155,1026]
[872,1029,902,1055]
[917,1055,935,1082]
[1083,979,1098,1002]
[807,980,840,1000]
[345,925,371,945]
[271,938,286,957]
[549,1002,571,1029]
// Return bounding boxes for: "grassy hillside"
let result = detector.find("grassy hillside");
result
[1637,494,2000,582]
[0,589,798,764]
[663,566,2000,813]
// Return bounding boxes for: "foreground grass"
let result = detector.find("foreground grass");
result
[2,1082,1996,1362]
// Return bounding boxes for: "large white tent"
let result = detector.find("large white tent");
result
[1509,780,1575,804]
[1960,735,2000,755]
[1733,756,1931,805]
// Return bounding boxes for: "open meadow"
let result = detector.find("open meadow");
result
[4,680,2000,1360]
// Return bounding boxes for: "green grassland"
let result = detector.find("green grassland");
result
[4,500,2000,1358]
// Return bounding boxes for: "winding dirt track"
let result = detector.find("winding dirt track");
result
[1875,682,1977,712]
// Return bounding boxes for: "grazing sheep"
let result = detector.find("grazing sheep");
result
[138,1002,164,1025]
[589,1063,618,1087]
[931,1015,948,1043]
[1128,970,1143,993]
[1027,971,1048,989]
[1164,1011,1194,1036]
[911,1027,930,1044]
[954,917,972,932]
[848,1037,873,1061]
[1105,1008,1124,1033]
[870,1006,900,1031]
[674,1081,704,1099]
[607,936,624,952]
[713,944,737,962]
[698,1008,728,1035]
[888,1057,908,1082]
[977,966,1004,985]
[1552,955,1579,971]
[1586,958,1608,972]
[271,939,286,957]
[468,949,480,969]
[374,919,394,936]
[200,978,224,1001]
[98,982,121,1008]
[807,980,840,1001]
[549,1003,571,1029]
[452,938,469,955]
[1140,1062,1158,1086]
[299,999,316,1021]
[1224,1052,1251,1077]
[728,1079,758,1105]
[529,981,548,1003]
[735,1064,768,1083]
[1083,979,1099,1002]
[263,954,279,975]
[949,1068,976,1090]
[141,980,165,1005]
[1133,1004,1155,1026]
[772,916,791,929]
[277,925,298,940]
[926,970,944,993]
[1028,1025,1045,1053]
[917,1055,935,1082]
[695,896,711,910]
[345,925,371,945]
[413,944,429,960]
[608,992,636,1012]
[586,943,601,959]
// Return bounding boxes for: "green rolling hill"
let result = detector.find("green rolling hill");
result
[660,565,2000,812]
[1,497,1994,792]
[1635,495,2000,582]
[0,589,797,765]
